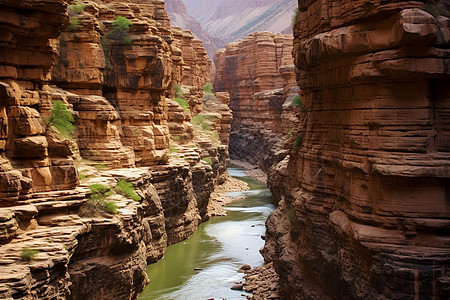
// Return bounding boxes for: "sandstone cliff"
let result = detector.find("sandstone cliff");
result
[214,32,298,173]
[0,0,231,298]
[263,1,450,299]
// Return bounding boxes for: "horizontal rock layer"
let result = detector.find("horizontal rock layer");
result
[264,1,450,299]
[214,32,298,174]
[0,0,230,299]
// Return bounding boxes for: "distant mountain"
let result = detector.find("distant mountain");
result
[183,0,297,43]
[164,0,297,59]
[164,0,223,58]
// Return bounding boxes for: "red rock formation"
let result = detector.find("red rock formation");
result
[264,1,450,299]
[0,0,233,299]
[0,0,78,199]
[171,27,212,113]
[214,32,297,172]
[214,32,295,133]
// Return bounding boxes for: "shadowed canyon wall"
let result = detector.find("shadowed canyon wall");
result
[262,0,450,299]
[214,32,299,174]
[0,0,230,298]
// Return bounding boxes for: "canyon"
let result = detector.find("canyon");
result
[0,0,449,299]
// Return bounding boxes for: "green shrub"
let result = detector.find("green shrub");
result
[291,95,304,111]
[68,2,85,14]
[94,163,107,170]
[84,184,118,215]
[79,173,87,180]
[191,114,213,133]
[171,135,181,141]
[170,147,178,153]
[103,201,118,214]
[106,16,133,45]
[201,122,211,131]
[46,100,75,139]
[112,16,132,31]
[21,248,39,262]
[202,157,212,165]
[294,135,303,148]
[68,18,80,31]
[116,180,141,201]
[213,131,220,141]
[175,97,190,112]
[203,83,213,95]
[174,84,183,98]
[88,183,109,195]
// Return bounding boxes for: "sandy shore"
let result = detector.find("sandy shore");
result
[229,159,267,183]
[206,172,250,218]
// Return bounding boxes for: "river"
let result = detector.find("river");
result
[138,166,274,300]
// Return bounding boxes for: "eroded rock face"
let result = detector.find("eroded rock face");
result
[214,32,297,172]
[0,0,78,200]
[264,1,450,299]
[171,26,212,113]
[0,0,232,299]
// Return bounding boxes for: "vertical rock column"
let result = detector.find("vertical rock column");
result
[52,2,136,168]
[101,4,172,166]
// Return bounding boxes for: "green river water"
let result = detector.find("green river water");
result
[138,166,274,300]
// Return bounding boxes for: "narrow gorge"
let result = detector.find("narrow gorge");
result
[0,0,449,300]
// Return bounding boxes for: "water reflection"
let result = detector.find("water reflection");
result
[139,166,274,300]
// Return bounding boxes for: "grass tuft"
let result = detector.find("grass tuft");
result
[291,95,304,111]
[116,180,141,201]
[203,83,213,95]
[21,248,39,262]
[202,157,212,165]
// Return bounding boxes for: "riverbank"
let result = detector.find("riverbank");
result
[207,171,250,218]
[140,165,274,299]
[226,162,281,299]
[229,160,267,183]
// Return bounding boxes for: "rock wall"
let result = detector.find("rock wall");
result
[214,32,298,172]
[264,1,450,299]
[171,26,212,113]
[0,0,232,299]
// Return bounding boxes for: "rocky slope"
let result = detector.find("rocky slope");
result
[214,32,298,173]
[184,0,297,44]
[262,0,450,299]
[0,0,231,298]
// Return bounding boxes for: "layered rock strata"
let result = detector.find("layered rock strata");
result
[171,26,212,113]
[214,32,298,172]
[264,1,450,299]
[0,0,232,299]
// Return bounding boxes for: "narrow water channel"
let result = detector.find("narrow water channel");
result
[139,166,274,300]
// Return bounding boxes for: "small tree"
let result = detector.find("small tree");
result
[106,16,133,45]
[46,100,75,139]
